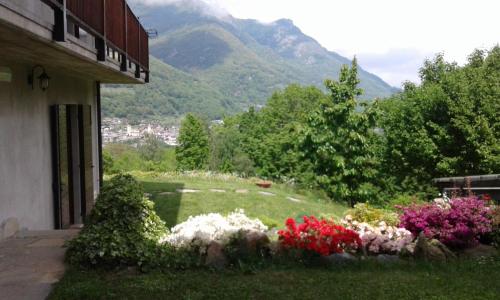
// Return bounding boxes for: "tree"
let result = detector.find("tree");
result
[300,58,379,206]
[139,134,164,162]
[379,46,500,196]
[176,113,210,170]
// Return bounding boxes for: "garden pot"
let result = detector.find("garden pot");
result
[256,181,272,188]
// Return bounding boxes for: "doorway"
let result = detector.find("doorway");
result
[50,104,93,229]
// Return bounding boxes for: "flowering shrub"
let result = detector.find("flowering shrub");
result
[162,209,267,253]
[341,216,414,254]
[278,216,362,256]
[398,197,493,249]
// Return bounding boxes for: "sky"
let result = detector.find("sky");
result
[137,0,500,87]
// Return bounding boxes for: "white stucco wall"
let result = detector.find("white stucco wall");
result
[0,59,100,234]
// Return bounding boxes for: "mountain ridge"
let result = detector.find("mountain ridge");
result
[102,1,397,122]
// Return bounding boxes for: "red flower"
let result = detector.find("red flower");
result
[278,216,361,256]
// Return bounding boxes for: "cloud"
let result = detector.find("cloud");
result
[355,49,435,87]
[131,0,229,19]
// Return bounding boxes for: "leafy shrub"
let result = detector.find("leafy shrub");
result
[345,203,399,226]
[398,197,493,249]
[66,174,167,267]
[278,216,361,256]
[487,205,500,248]
[383,194,425,211]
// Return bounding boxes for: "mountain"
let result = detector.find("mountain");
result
[103,1,397,122]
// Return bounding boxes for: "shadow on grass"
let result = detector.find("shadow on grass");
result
[141,181,184,228]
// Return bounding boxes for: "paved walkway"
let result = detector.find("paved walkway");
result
[0,230,79,300]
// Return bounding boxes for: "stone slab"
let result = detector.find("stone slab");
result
[176,189,200,193]
[258,191,276,196]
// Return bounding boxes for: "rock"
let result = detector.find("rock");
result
[461,244,498,259]
[235,189,249,194]
[242,231,270,256]
[325,252,357,264]
[1,218,19,240]
[414,233,456,262]
[205,241,228,270]
[176,189,199,193]
[209,189,226,193]
[287,197,301,203]
[159,192,174,196]
[376,254,401,263]
[258,191,275,196]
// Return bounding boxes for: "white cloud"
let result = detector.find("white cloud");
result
[134,0,500,87]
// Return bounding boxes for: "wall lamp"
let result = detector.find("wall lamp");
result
[28,65,50,91]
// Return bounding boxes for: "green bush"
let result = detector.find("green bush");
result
[66,174,167,267]
[344,203,399,226]
[383,194,426,211]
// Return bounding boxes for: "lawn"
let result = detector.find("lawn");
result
[50,172,500,299]
[50,257,500,300]
[134,171,348,228]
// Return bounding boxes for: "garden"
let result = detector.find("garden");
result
[49,174,500,299]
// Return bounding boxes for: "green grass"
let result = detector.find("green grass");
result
[133,171,347,228]
[51,172,500,299]
[50,257,500,300]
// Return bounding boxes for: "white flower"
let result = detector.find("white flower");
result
[161,209,267,252]
[341,216,414,254]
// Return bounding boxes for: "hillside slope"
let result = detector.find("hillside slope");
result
[103,1,397,121]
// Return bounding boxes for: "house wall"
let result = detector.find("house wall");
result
[0,59,100,238]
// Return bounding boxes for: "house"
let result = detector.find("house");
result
[0,0,149,240]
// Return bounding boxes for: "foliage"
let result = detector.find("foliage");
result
[102,149,117,174]
[300,59,380,206]
[176,114,210,170]
[66,174,167,267]
[344,203,399,226]
[383,194,426,211]
[488,205,500,248]
[104,144,176,174]
[139,134,165,162]
[379,46,500,196]
[398,197,493,249]
[278,216,362,256]
[209,85,324,182]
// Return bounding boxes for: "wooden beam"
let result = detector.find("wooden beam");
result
[53,0,67,42]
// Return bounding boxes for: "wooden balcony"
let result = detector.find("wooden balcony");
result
[0,0,149,83]
[45,0,149,82]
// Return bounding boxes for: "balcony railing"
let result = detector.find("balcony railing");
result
[42,0,149,82]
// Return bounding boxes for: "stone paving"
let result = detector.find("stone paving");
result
[0,230,79,300]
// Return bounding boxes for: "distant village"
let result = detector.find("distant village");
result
[102,118,179,146]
